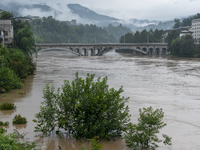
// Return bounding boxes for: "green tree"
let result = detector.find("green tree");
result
[8,49,29,79]
[180,35,197,57]
[153,29,164,42]
[16,25,36,55]
[0,11,13,19]
[140,29,148,43]
[124,107,172,150]
[173,19,181,29]
[0,67,22,92]
[133,30,140,43]
[170,38,181,56]
[168,34,197,57]
[119,32,134,43]
[166,30,180,48]
[148,29,154,43]
[33,72,130,139]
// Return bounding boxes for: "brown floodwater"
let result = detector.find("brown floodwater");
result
[1,50,200,150]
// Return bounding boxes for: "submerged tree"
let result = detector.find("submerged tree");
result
[33,72,130,139]
[124,106,172,150]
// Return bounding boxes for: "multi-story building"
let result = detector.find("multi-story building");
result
[192,18,200,43]
[0,19,14,47]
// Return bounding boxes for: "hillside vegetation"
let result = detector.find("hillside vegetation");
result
[31,16,132,43]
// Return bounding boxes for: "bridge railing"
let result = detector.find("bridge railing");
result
[35,43,168,46]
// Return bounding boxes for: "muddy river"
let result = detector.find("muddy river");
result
[1,50,200,150]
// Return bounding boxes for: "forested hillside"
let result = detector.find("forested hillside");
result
[31,16,132,43]
[173,13,200,28]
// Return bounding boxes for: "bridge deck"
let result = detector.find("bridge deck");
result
[36,43,168,47]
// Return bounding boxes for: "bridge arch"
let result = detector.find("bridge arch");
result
[136,47,141,49]
[155,47,160,55]
[80,48,87,56]
[38,48,82,56]
[74,47,80,53]
[115,47,146,55]
[162,47,167,55]
[142,47,147,53]
[148,47,154,55]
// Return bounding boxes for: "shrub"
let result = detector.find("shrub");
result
[0,67,23,92]
[13,114,27,124]
[124,106,172,150]
[0,121,9,126]
[0,127,36,150]
[33,72,130,139]
[0,127,7,134]
[0,102,16,110]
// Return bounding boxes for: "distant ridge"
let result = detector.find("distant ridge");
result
[67,4,119,21]
[0,1,176,31]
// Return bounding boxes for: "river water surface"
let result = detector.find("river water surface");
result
[1,50,200,150]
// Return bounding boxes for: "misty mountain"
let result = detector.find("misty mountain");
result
[66,4,173,31]
[130,18,159,26]
[0,1,175,32]
[0,2,54,14]
[67,4,119,21]
[135,20,175,32]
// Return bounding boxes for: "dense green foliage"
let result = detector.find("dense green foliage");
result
[165,30,180,48]
[0,127,37,150]
[0,45,35,92]
[166,31,200,57]
[173,13,200,28]
[33,72,130,139]
[0,11,36,92]
[0,67,23,92]
[8,48,36,78]
[119,29,164,43]
[0,102,16,110]
[13,114,27,124]
[0,11,14,19]
[124,107,172,150]
[0,11,36,54]
[31,16,132,43]
[0,121,9,126]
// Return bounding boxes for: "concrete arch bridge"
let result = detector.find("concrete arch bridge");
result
[36,43,168,56]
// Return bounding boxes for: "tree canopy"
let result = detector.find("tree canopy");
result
[167,32,198,57]
[124,107,172,150]
[119,29,164,43]
[31,16,132,43]
[33,72,130,139]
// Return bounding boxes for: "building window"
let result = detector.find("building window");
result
[4,31,8,36]
[4,38,8,41]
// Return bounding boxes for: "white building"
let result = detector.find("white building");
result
[192,18,200,43]
[15,17,32,23]
[180,30,193,37]
[0,19,14,47]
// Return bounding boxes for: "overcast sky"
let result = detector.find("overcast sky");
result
[2,0,200,21]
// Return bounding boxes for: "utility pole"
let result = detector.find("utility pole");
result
[95,35,96,44]
[124,34,125,43]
